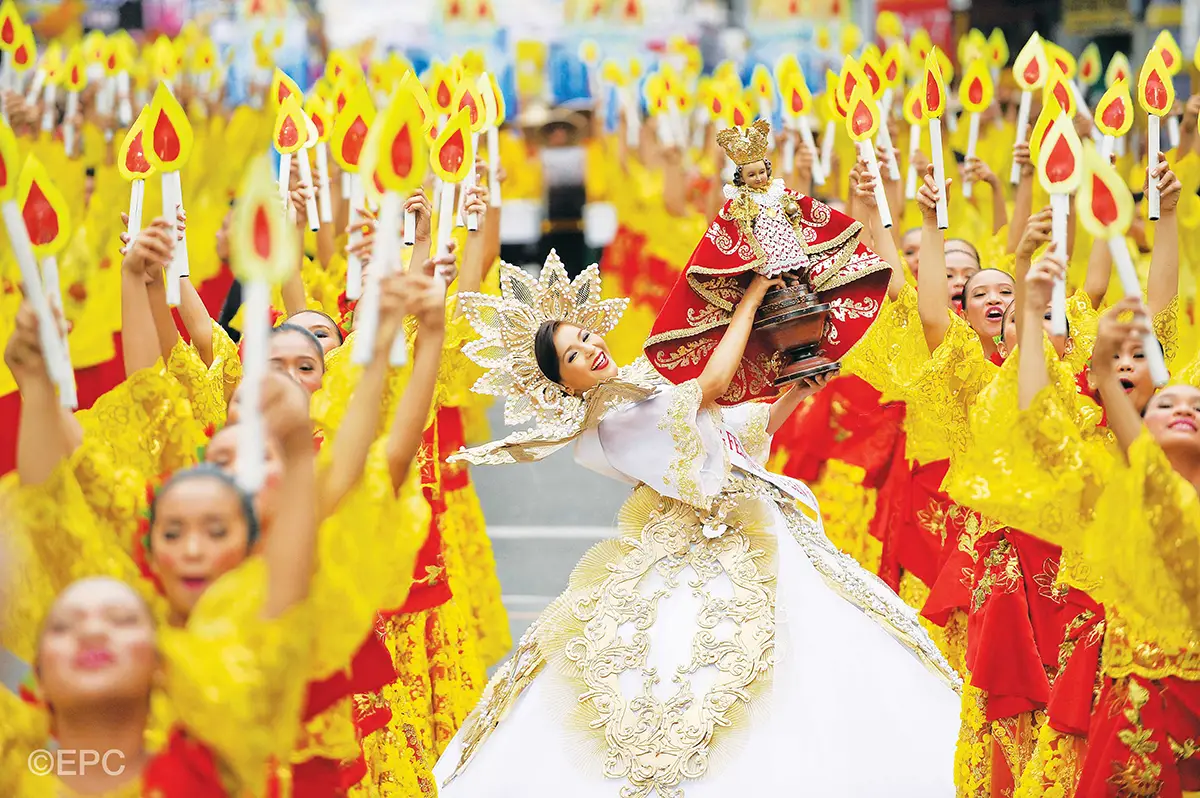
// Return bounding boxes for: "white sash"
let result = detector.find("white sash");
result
[717,426,821,520]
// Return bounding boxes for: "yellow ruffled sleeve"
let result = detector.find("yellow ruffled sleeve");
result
[0,687,53,798]
[1086,431,1200,633]
[435,312,483,410]
[946,352,1110,551]
[1153,295,1180,368]
[1063,288,1099,375]
[163,558,312,796]
[841,284,934,400]
[167,320,241,431]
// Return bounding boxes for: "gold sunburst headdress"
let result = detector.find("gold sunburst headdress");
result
[453,251,662,465]
[716,118,771,165]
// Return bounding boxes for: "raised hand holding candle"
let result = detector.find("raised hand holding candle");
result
[1077,143,1169,384]
[846,83,891,228]
[298,114,321,230]
[902,84,923,199]
[987,29,1009,91]
[1036,113,1083,336]
[117,107,155,239]
[305,94,335,224]
[0,128,70,404]
[1094,79,1132,161]
[1010,33,1048,184]
[17,154,76,407]
[230,156,298,493]
[273,95,307,205]
[1138,52,1174,220]
[452,79,486,231]
[330,90,375,301]
[878,43,905,181]
[782,73,824,185]
[143,82,194,307]
[861,47,899,182]
[430,108,474,262]
[959,60,994,199]
[921,49,949,230]
[38,45,62,134]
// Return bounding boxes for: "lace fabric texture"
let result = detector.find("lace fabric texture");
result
[166,320,242,431]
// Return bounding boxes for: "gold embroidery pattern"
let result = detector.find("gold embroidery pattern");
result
[705,220,741,254]
[1034,558,1069,605]
[1058,608,1098,675]
[1109,678,1163,795]
[719,351,780,405]
[727,403,771,465]
[826,295,880,323]
[971,538,1023,613]
[686,303,728,327]
[657,380,716,509]
[806,198,832,227]
[652,338,719,372]
[1153,296,1179,366]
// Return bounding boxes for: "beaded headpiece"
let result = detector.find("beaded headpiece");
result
[717,119,771,166]
[453,251,662,466]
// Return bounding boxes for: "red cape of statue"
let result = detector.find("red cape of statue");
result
[645,189,890,405]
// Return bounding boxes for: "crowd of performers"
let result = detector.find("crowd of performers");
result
[1,19,1200,798]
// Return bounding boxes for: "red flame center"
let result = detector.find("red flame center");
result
[1045,134,1076,183]
[336,93,347,113]
[438,128,465,173]
[1022,59,1041,86]
[1052,81,1071,111]
[968,79,983,105]
[341,116,368,166]
[277,83,291,105]
[924,70,941,111]
[391,125,414,177]
[842,73,857,101]
[790,89,805,114]
[1091,174,1119,227]
[885,62,898,82]
[1162,49,1175,69]
[311,112,325,138]
[22,182,59,247]
[253,206,272,259]
[14,44,27,66]
[0,18,13,46]
[107,54,116,70]
[851,100,874,137]
[864,65,881,94]
[910,97,921,118]
[152,111,182,163]
[733,107,746,126]
[1101,97,1126,130]
[1082,61,1093,78]
[0,151,7,190]
[459,92,479,125]
[278,116,299,148]
[126,131,151,174]
[437,82,452,108]
[1144,69,1168,112]
[70,66,79,85]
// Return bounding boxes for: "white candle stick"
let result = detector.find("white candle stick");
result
[436,178,456,257]
[1,201,72,404]
[315,143,333,224]
[963,113,981,198]
[39,83,56,133]
[403,201,416,246]
[25,69,44,103]
[162,171,187,305]
[798,117,824,185]
[1148,115,1161,220]
[1049,196,1069,336]
[277,151,292,205]
[876,89,901,181]
[1117,134,1127,157]
[1108,236,1169,384]
[116,72,132,126]
[862,142,892,228]
[296,150,319,231]
[820,119,835,178]
[352,193,399,366]
[340,170,351,199]
[40,254,76,408]
[1167,115,1181,150]
[1010,91,1032,184]
[655,112,676,148]
[623,89,640,149]
[237,279,270,493]
[929,117,948,229]
[905,122,920,199]
[64,92,78,156]
[669,96,686,148]
[1100,134,1115,161]
[127,179,144,238]
[486,125,502,208]
[463,132,481,231]
[170,171,188,279]
[345,173,365,301]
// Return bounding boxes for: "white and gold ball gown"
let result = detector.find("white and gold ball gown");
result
[435,254,962,797]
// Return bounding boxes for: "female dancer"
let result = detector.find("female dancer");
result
[433,252,961,797]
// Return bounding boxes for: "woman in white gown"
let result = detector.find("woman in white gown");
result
[436,252,961,797]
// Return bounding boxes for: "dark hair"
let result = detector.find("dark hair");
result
[270,323,325,368]
[287,309,345,346]
[535,320,563,384]
[960,268,1013,304]
[944,238,981,265]
[733,158,772,187]
[148,465,260,550]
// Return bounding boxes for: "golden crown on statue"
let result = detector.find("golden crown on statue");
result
[716,119,771,166]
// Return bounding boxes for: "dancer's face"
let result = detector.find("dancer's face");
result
[204,426,285,528]
[962,269,1014,341]
[1090,335,1155,413]
[147,475,253,617]
[38,578,157,711]
[945,251,981,312]
[288,311,342,354]
[741,160,771,191]
[553,323,618,394]
[998,303,1067,361]
[1143,386,1200,453]
[269,330,325,394]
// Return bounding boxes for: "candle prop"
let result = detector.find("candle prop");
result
[0,0,19,112]
[1094,79,1132,160]
[835,56,861,115]
[9,24,31,98]
[644,73,676,149]
[750,64,775,130]
[1138,52,1174,220]
[38,45,62,135]
[1044,61,1076,121]
[269,67,301,111]
[1077,143,1169,384]
[878,43,904,181]
[0,127,70,403]
[987,28,1009,89]
[921,49,949,230]
[304,94,334,224]
[1078,43,1101,94]
[363,98,427,367]
[959,60,994,198]
[821,70,843,179]
[117,108,154,239]
[330,93,375,300]
[846,82,890,228]
[782,72,824,185]
[909,28,933,72]
[18,154,75,407]
[1151,31,1184,149]
[299,114,321,231]
[1010,33,1048,184]
[861,47,898,182]
[229,156,298,493]
[59,47,85,157]
[486,71,506,207]
[430,64,457,119]
[452,79,485,230]
[430,107,473,262]
[144,82,194,307]
[272,94,306,210]
[1036,113,1083,335]
[1106,52,1131,88]
[902,84,923,199]
[475,71,503,207]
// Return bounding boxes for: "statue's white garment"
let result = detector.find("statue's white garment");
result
[436,377,960,797]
